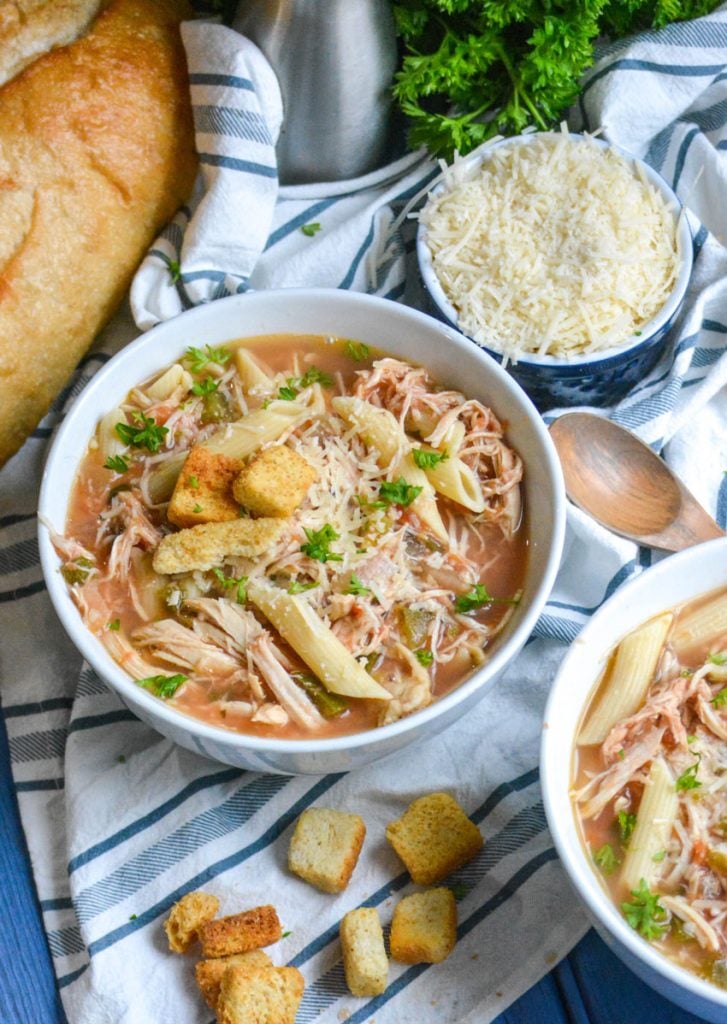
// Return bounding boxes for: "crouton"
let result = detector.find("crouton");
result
[216,964,305,1024]
[389,888,457,964]
[164,891,219,953]
[232,445,316,518]
[288,807,366,894]
[200,905,282,958]
[385,792,483,885]
[167,447,243,528]
[152,517,284,574]
[195,951,272,1010]
[340,908,388,996]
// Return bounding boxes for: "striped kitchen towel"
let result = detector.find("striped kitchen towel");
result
[2,6,727,1024]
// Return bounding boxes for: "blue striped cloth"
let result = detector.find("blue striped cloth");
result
[3,9,727,1023]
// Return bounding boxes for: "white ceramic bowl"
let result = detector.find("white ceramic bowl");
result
[542,537,727,1022]
[39,289,565,775]
[417,132,693,410]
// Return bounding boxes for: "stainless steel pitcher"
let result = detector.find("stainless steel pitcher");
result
[233,0,397,184]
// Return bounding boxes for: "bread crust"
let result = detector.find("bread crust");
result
[200,905,282,959]
[0,0,108,87]
[164,890,220,953]
[0,0,197,466]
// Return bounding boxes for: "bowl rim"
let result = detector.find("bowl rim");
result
[541,537,727,1011]
[416,130,693,369]
[38,287,566,756]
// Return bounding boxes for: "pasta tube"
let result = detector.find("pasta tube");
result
[146,364,193,402]
[672,592,727,656]
[620,757,677,892]
[248,578,392,701]
[234,348,273,393]
[419,447,485,514]
[397,453,448,544]
[579,613,673,746]
[98,405,127,462]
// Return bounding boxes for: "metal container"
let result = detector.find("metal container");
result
[234,0,397,184]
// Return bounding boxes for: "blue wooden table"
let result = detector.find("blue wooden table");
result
[0,705,706,1024]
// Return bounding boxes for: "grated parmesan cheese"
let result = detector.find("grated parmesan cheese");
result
[419,130,680,361]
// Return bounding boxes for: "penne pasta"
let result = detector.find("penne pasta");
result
[578,613,673,745]
[396,452,448,544]
[248,578,392,700]
[420,447,485,514]
[620,757,677,892]
[672,594,727,656]
[146,363,193,402]
[235,348,273,393]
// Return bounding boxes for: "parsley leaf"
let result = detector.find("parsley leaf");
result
[711,687,727,708]
[344,340,370,362]
[593,843,620,876]
[621,879,667,940]
[378,477,423,508]
[115,412,168,453]
[136,674,187,699]
[300,524,343,563]
[288,580,319,594]
[278,385,299,401]
[185,345,231,374]
[187,474,200,489]
[191,376,220,396]
[415,648,434,666]
[104,454,130,473]
[300,222,322,237]
[412,448,448,470]
[675,757,701,792]
[277,367,333,401]
[168,259,182,284]
[107,619,121,631]
[212,568,248,604]
[454,584,493,614]
[192,504,203,514]
[617,810,637,846]
[709,652,727,665]
[346,574,371,597]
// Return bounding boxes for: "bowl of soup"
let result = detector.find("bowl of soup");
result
[39,288,565,774]
[542,537,727,1022]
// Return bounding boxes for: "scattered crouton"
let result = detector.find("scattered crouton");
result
[200,905,282,959]
[385,792,483,885]
[390,888,457,964]
[216,963,304,1024]
[152,517,284,574]
[288,807,366,894]
[195,951,272,1011]
[340,908,388,996]
[233,445,316,518]
[167,447,243,528]
[164,891,219,953]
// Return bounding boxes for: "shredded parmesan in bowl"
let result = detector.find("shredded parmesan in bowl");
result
[418,130,682,363]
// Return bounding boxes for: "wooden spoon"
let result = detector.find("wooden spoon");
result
[549,413,725,551]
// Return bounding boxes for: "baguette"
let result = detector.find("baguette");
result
[0,0,109,87]
[0,0,197,466]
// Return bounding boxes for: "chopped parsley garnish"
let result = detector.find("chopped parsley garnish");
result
[191,376,220,396]
[129,913,138,921]
[212,568,248,604]
[412,448,448,470]
[300,524,343,563]
[300,222,321,237]
[454,584,493,614]
[136,674,187,699]
[61,557,94,586]
[617,810,637,846]
[115,412,168,453]
[652,849,666,863]
[593,843,620,876]
[675,757,701,792]
[278,385,299,401]
[344,340,370,362]
[193,504,203,514]
[277,366,334,401]
[187,475,200,489]
[711,687,727,708]
[621,879,667,940]
[185,344,231,373]
[415,648,434,667]
[617,748,625,760]
[104,454,129,473]
[346,574,371,597]
[107,619,121,631]
[117,755,126,764]
[281,930,292,938]
[709,652,727,665]
[168,259,181,283]
[288,580,319,594]
[378,477,423,508]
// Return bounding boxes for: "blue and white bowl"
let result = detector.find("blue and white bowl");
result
[417,132,693,410]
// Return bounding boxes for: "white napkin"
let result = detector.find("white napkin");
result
[3,9,727,1024]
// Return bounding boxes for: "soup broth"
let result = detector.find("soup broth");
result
[57,334,527,740]
[573,585,727,988]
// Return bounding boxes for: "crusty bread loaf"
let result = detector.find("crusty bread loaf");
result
[0,1,108,87]
[0,0,197,466]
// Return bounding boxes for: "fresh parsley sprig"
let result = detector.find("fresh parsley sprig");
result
[412,448,448,470]
[191,376,220,397]
[621,879,667,941]
[104,454,130,473]
[300,525,343,563]
[115,412,168,453]
[213,568,248,604]
[185,345,231,374]
[346,574,371,597]
[617,810,637,847]
[675,757,701,792]
[378,478,423,508]
[593,843,620,876]
[344,341,370,362]
[136,674,187,699]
